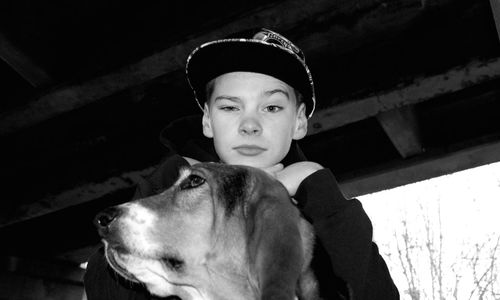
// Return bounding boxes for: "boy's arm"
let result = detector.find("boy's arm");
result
[294,167,399,299]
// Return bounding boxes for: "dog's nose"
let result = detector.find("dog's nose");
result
[94,207,120,229]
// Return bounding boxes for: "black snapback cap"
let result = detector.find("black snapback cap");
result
[186,28,316,118]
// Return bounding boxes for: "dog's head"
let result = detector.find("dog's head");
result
[94,162,312,299]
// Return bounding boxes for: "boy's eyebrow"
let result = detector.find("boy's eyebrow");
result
[213,95,240,102]
[264,88,290,99]
[213,89,290,102]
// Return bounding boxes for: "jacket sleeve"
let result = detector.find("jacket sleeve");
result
[84,247,152,300]
[295,168,399,300]
[84,154,189,300]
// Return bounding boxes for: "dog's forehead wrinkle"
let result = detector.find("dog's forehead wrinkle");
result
[219,169,250,216]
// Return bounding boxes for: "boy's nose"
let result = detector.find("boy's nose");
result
[239,118,262,136]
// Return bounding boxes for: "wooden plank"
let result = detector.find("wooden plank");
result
[339,138,500,198]
[307,57,500,135]
[0,0,426,136]
[54,137,500,266]
[0,32,52,87]
[3,137,500,228]
[0,166,156,227]
[5,137,500,251]
[376,105,422,158]
[32,136,500,267]
[2,57,500,227]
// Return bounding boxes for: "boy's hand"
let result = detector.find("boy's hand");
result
[263,161,323,197]
[261,163,285,177]
[185,158,322,197]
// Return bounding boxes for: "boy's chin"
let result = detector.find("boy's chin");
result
[224,157,278,169]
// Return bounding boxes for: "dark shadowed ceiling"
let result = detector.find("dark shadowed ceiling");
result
[0,0,499,273]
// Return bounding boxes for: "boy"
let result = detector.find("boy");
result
[84,28,399,299]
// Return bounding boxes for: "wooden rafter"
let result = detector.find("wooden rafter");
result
[4,129,500,228]
[0,0,350,136]
[0,166,156,227]
[340,138,500,198]
[1,58,499,227]
[0,0,429,136]
[307,57,500,135]
[0,32,52,87]
[376,105,422,158]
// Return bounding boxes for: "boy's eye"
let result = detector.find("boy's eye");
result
[218,105,239,111]
[265,105,283,113]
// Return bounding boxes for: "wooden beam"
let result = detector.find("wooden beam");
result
[0,166,156,227]
[0,32,52,87]
[54,137,500,266]
[10,136,500,268]
[490,0,500,42]
[376,105,422,158]
[0,0,427,136]
[307,57,500,135]
[2,57,500,227]
[339,138,500,198]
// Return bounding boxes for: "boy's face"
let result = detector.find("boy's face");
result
[202,72,307,168]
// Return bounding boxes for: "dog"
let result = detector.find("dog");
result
[94,162,320,300]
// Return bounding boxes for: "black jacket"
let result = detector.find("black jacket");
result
[84,115,399,299]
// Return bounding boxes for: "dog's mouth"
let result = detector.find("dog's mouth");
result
[104,244,140,283]
[104,241,186,279]
[103,242,201,298]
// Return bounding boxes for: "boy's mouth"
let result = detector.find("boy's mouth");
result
[233,145,266,156]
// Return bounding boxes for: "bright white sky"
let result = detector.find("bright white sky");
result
[359,161,500,299]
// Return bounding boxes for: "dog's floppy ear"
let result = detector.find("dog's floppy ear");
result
[246,177,305,300]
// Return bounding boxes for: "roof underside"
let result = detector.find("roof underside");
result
[0,0,499,266]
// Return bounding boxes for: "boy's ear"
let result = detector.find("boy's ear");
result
[293,103,308,140]
[202,103,214,138]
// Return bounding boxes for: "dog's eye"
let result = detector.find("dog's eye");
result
[180,174,206,190]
